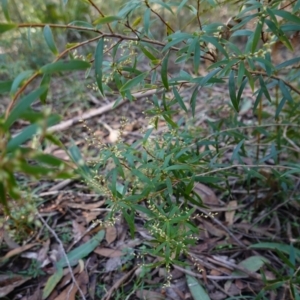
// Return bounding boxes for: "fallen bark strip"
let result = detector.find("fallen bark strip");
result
[48,88,161,133]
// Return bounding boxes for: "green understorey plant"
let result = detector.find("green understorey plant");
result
[1,0,300,296]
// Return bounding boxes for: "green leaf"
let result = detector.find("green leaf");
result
[258,75,271,102]
[10,70,34,95]
[190,85,198,117]
[0,80,13,93]
[68,20,94,28]
[273,9,300,25]
[249,242,300,262]
[231,139,244,162]
[173,86,187,113]
[193,41,200,74]
[123,209,135,238]
[163,114,178,128]
[40,60,91,74]
[93,15,122,25]
[202,35,228,58]
[1,0,10,22]
[5,86,48,129]
[140,47,157,61]
[229,70,238,112]
[0,182,8,213]
[237,61,245,87]
[42,266,63,299]
[279,80,293,103]
[95,39,104,95]
[161,52,170,90]
[6,115,60,152]
[252,18,263,53]
[144,8,150,34]
[119,72,148,92]
[43,25,58,55]
[177,0,188,14]
[275,56,300,70]
[39,73,51,104]
[0,23,17,34]
[186,271,210,300]
[232,256,269,276]
[165,164,191,171]
[57,230,105,268]
[68,143,93,180]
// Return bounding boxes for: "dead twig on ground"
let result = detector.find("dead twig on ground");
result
[37,212,87,300]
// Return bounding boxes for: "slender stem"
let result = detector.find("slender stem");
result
[87,0,113,34]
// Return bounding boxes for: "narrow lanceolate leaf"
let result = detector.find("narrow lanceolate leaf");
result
[229,70,239,112]
[190,85,199,117]
[252,18,263,53]
[40,60,91,74]
[40,73,51,104]
[95,39,104,95]
[186,271,210,300]
[161,52,170,90]
[5,86,48,129]
[6,115,60,152]
[43,25,58,55]
[42,266,63,299]
[120,72,148,92]
[10,70,34,95]
[93,15,122,26]
[173,86,187,112]
[279,80,293,103]
[1,0,11,22]
[0,23,17,34]
[57,230,105,268]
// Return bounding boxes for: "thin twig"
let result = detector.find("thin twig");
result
[197,207,247,249]
[47,88,162,133]
[87,0,113,33]
[37,212,87,300]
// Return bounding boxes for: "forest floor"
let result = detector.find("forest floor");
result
[0,69,300,300]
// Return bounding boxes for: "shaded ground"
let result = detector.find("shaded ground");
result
[0,68,300,300]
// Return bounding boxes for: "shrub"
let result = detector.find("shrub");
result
[1,0,300,295]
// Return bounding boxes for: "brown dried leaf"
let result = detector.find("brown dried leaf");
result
[94,247,124,258]
[136,290,165,300]
[0,274,31,297]
[54,271,88,300]
[82,211,101,223]
[0,243,39,262]
[193,183,219,206]
[67,200,105,210]
[37,239,50,265]
[202,220,227,238]
[105,226,117,245]
[225,200,237,226]
[105,257,122,272]
[72,220,86,242]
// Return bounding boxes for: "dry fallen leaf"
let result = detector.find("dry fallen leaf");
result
[72,220,86,243]
[136,290,165,300]
[0,243,39,262]
[202,220,227,238]
[225,200,238,226]
[94,247,124,258]
[0,274,31,298]
[67,200,105,210]
[193,183,219,206]
[105,257,122,272]
[54,271,88,300]
[105,226,117,245]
